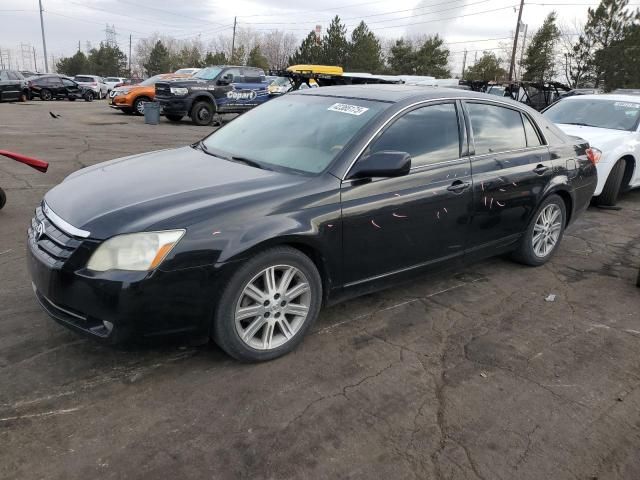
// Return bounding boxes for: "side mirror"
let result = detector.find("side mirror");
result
[348,151,411,179]
[218,74,232,85]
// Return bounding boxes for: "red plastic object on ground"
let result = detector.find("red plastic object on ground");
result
[0,150,49,210]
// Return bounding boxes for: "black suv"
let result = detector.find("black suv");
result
[26,75,93,101]
[155,65,270,125]
[0,70,27,102]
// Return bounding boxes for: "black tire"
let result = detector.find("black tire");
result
[212,246,323,362]
[40,89,52,101]
[512,194,567,266]
[190,100,215,126]
[596,159,626,207]
[68,97,76,102]
[133,96,150,115]
[165,114,183,122]
[84,91,94,102]
[0,188,6,210]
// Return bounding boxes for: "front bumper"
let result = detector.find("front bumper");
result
[157,96,190,116]
[26,215,216,342]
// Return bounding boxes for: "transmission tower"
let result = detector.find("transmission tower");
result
[20,43,32,70]
[104,24,117,47]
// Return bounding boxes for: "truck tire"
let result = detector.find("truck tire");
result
[596,159,626,207]
[165,114,183,122]
[190,100,215,126]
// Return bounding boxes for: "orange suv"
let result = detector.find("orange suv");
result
[108,73,190,115]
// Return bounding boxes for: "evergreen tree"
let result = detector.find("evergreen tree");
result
[584,0,638,86]
[414,35,450,77]
[522,12,560,83]
[56,51,90,76]
[173,45,203,69]
[144,40,171,75]
[599,23,640,89]
[464,51,506,81]
[247,45,270,71]
[289,31,323,65]
[203,51,228,66]
[322,16,349,66]
[87,42,127,76]
[347,21,383,72]
[230,45,246,65]
[387,39,415,74]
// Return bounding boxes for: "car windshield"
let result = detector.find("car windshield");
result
[74,76,94,82]
[271,77,290,86]
[202,94,388,174]
[544,98,640,131]
[193,67,223,80]
[139,75,163,86]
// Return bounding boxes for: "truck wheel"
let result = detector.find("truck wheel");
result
[165,114,183,122]
[133,97,150,115]
[596,159,626,207]
[40,89,52,101]
[0,188,6,209]
[190,100,214,126]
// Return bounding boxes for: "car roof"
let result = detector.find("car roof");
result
[292,84,526,106]
[561,93,640,102]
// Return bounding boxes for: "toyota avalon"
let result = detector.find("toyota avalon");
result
[27,86,598,361]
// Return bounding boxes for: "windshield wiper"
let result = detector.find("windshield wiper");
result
[230,156,271,171]
[563,122,592,127]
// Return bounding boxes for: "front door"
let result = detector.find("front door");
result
[62,78,82,98]
[463,101,554,253]
[341,101,473,286]
[0,71,21,101]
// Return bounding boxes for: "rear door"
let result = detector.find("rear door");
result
[341,101,473,285]
[47,77,64,97]
[463,101,553,256]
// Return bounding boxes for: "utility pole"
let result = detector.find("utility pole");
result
[78,40,81,52]
[518,23,528,80]
[33,46,37,71]
[128,34,132,75]
[508,0,525,81]
[231,16,237,62]
[0,48,4,69]
[39,0,49,72]
[461,49,468,79]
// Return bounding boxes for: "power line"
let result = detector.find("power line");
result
[113,0,228,26]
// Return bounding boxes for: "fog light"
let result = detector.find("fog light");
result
[103,320,114,334]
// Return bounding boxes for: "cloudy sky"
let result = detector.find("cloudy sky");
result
[0,0,603,74]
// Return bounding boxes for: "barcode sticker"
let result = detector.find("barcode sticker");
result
[614,102,640,109]
[327,103,369,116]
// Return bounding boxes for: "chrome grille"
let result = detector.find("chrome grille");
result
[28,206,83,268]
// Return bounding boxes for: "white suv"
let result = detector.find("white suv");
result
[73,75,108,99]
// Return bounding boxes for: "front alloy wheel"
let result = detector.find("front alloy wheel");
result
[235,265,311,350]
[213,247,322,361]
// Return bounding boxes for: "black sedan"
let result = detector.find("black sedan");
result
[25,75,93,101]
[27,86,597,361]
[0,69,27,102]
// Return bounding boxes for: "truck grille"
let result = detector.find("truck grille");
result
[28,206,83,268]
[155,82,171,97]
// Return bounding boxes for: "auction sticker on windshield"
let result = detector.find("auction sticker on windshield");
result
[327,103,370,115]
[614,102,640,109]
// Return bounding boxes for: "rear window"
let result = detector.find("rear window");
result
[467,102,527,155]
[105,77,120,82]
[74,76,94,82]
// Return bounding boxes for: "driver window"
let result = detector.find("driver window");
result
[224,68,243,83]
[367,103,461,168]
[62,78,75,87]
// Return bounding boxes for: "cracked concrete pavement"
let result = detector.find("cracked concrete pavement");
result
[1,100,639,480]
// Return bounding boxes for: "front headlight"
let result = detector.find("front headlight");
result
[170,87,189,96]
[87,230,185,272]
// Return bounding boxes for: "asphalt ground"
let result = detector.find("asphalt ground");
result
[1,99,639,480]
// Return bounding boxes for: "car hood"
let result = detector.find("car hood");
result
[555,124,633,149]
[43,146,305,239]
[157,79,213,88]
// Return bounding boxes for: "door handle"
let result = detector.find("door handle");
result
[533,164,549,175]
[447,180,470,193]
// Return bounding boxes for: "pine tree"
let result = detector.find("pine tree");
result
[415,35,451,77]
[322,16,349,66]
[289,31,323,65]
[56,51,90,76]
[204,51,228,66]
[347,21,383,72]
[464,52,506,81]
[387,39,415,74]
[599,23,640,89]
[522,12,560,83]
[144,40,171,75]
[87,42,127,76]
[247,45,270,71]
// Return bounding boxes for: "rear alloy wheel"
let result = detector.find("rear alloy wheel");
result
[84,91,94,102]
[133,97,149,115]
[512,194,566,266]
[165,114,183,122]
[596,159,626,207]
[190,100,214,126]
[40,89,52,101]
[213,247,322,361]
